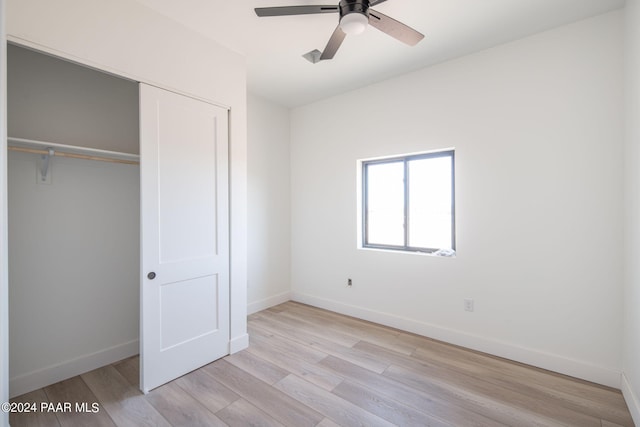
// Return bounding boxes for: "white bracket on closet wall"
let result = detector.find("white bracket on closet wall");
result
[38,148,54,184]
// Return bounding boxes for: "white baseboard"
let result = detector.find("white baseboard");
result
[622,373,640,425]
[229,333,249,354]
[291,292,622,388]
[9,339,139,398]
[247,291,292,315]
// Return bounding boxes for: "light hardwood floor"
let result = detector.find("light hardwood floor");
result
[9,301,635,427]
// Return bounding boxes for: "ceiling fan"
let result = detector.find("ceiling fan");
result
[255,0,424,63]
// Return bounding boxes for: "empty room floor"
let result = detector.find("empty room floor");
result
[9,301,634,426]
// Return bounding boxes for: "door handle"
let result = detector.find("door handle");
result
[147,272,156,280]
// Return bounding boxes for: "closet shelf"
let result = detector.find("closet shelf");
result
[7,137,140,165]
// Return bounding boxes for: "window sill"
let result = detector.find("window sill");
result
[359,246,457,258]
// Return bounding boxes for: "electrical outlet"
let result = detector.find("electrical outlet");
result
[347,278,352,287]
[464,298,474,312]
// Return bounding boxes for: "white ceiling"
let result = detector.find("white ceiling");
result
[135,0,625,107]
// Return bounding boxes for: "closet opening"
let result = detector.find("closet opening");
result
[7,43,140,397]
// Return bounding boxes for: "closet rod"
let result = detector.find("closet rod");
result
[7,137,140,165]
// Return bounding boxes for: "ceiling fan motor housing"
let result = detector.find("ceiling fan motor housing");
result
[339,0,370,19]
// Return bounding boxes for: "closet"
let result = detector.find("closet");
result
[7,44,141,396]
[7,43,233,398]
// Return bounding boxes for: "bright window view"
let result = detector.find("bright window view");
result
[362,150,455,254]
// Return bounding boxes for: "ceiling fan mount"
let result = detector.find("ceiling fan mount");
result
[255,0,424,63]
[339,0,369,15]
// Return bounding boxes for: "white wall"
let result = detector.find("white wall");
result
[7,46,140,397]
[623,0,640,423]
[247,94,292,314]
[8,152,140,397]
[290,11,624,387]
[8,44,139,153]
[5,0,248,354]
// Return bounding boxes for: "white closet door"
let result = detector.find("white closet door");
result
[139,84,229,393]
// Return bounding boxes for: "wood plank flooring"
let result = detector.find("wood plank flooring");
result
[9,301,635,427]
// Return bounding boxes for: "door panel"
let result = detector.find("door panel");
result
[157,102,219,263]
[140,84,229,393]
[160,275,219,350]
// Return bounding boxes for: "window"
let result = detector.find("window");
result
[362,150,455,254]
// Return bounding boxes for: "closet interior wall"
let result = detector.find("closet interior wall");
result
[7,44,140,396]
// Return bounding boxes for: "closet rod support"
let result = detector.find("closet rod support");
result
[40,148,54,181]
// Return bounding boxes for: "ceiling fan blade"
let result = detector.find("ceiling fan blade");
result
[319,25,347,60]
[369,0,389,5]
[368,9,424,46]
[255,5,339,17]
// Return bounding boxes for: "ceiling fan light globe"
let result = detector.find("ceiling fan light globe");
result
[340,12,368,35]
